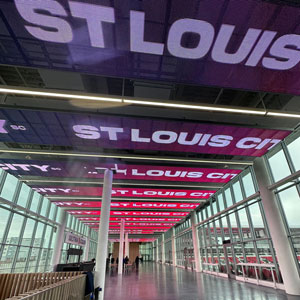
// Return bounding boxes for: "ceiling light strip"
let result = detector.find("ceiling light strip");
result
[1,86,299,118]
[0,149,252,165]
[123,99,266,115]
[0,87,122,103]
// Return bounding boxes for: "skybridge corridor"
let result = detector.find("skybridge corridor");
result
[104,263,298,300]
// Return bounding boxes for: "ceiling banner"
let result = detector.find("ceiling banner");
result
[54,201,200,209]
[33,186,215,198]
[0,108,290,156]
[0,159,241,183]
[69,210,189,216]
[1,0,300,94]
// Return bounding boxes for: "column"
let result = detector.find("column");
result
[254,157,300,295]
[161,234,165,264]
[171,227,177,267]
[125,232,129,258]
[191,211,202,272]
[156,240,159,263]
[118,219,125,274]
[51,209,67,270]
[84,227,91,261]
[94,169,113,300]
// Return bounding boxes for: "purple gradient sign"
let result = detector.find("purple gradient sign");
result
[32,187,216,198]
[0,159,241,183]
[1,0,300,94]
[0,108,290,156]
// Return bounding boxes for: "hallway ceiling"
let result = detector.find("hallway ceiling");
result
[0,0,300,240]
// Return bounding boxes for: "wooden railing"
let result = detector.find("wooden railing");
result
[5,274,86,300]
[0,272,83,300]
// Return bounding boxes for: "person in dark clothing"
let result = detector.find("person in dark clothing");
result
[124,256,129,264]
[135,256,139,269]
[111,257,115,264]
[116,257,119,265]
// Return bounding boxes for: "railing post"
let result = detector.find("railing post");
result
[95,169,113,300]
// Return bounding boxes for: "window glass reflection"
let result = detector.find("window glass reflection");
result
[268,150,291,182]
[287,136,300,171]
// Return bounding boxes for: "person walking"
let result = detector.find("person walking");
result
[135,256,139,270]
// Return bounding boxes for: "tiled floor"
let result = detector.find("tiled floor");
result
[104,263,300,300]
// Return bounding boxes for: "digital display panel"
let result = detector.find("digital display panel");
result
[68,211,189,217]
[0,108,290,157]
[53,201,200,209]
[1,1,300,95]
[79,217,182,222]
[0,159,241,183]
[34,187,215,198]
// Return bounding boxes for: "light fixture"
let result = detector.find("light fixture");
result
[0,86,122,103]
[267,111,300,118]
[123,99,267,115]
[0,149,252,165]
[3,85,300,118]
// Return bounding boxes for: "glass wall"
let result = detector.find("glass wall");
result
[0,169,96,273]
[175,219,194,269]
[197,167,281,283]
[266,132,300,272]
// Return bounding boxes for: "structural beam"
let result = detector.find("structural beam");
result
[254,158,300,295]
[118,219,125,274]
[51,209,67,270]
[94,169,113,300]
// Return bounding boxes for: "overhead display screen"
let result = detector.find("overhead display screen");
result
[69,211,189,217]
[79,217,182,222]
[0,159,241,183]
[53,201,200,209]
[34,187,215,198]
[0,108,290,156]
[1,0,300,94]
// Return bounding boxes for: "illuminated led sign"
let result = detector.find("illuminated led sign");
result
[79,217,182,222]
[69,211,189,217]
[0,159,241,183]
[34,187,215,198]
[0,1,300,94]
[0,108,290,156]
[54,201,200,209]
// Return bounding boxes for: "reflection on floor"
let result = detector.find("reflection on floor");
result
[104,263,300,300]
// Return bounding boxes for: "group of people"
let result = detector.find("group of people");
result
[108,255,142,269]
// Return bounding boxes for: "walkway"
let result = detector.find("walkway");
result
[104,263,300,300]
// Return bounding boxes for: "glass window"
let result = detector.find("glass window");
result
[30,192,41,213]
[14,247,30,273]
[268,150,291,182]
[0,174,18,202]
[238,208,251,239]
[49,203,56,221]
[218,194,224,212]
[287,136,300,171]
[6,213,24,244]
[22,218,36,246]
[40,198,49,217]
[233,181,243,203]
[0,245,17,273]
[17,184,30,207]
[0,208,10,243]
[224,188,233,207]
[42,225,53,248]
[277,186,300,232]
[34,222,45,248]
[242,172,256,197]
